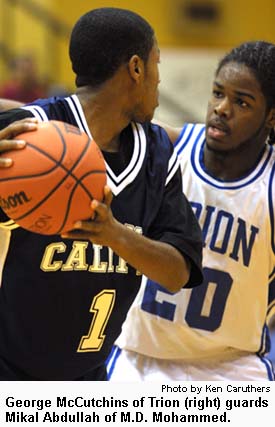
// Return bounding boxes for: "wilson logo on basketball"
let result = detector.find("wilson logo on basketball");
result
[0,191,31,210]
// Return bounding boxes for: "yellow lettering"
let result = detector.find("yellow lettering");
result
[89,245,108,273]
[62,241,89,271]
[116,257,128,274]
[40,242,66,271]
[107,247,114,273]
[40,222,143,275]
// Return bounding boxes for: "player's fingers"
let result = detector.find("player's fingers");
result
[103,185,113,207]
[0,120,38,167]
[0,118,38,141]
[0,156,13,168]
[61,229,94,239]
[62,220,101,238]
[0,139,28,168]
[0,139,26,153]
[90,199,109,220]
[0,119,39,167]
[88,186,113,219]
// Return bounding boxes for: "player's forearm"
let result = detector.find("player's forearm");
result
[109,221,190,293]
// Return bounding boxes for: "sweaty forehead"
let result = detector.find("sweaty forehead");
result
[216,62,262,93]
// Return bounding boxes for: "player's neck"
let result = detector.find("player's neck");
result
[75,82,131,152]
[203,143,267,181]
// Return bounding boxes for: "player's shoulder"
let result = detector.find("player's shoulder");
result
[25,95,64,107]
[143,121,172,141]
[23,95,66,113]
[137,122,180,182]
[0,96,70,129]
[174,123,205,145]
[22,95,76,123]
[172,123,205,161]
[151,120,205,146]
[140,121,174,156]
[151,119,182,144]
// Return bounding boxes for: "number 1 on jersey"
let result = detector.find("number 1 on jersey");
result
[78,290,116,352]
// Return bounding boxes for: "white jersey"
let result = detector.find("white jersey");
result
[115,123,275,362]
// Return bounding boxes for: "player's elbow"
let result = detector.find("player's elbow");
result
[164,256,191,293]
[169,271,190,293]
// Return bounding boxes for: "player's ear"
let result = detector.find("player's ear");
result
[128,55,144,83]
[266,108,275,128]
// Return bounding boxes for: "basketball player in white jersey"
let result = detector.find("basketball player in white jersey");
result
[107,41,275,381]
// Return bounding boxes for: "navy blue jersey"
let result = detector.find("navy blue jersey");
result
[0,95,202,379]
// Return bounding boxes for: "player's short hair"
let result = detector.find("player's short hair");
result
[69,7,155,88]
[216,40,275,144]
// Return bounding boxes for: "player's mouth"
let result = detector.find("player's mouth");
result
[207,120,230,139]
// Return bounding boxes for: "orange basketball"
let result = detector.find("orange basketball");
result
[0,120,106,235]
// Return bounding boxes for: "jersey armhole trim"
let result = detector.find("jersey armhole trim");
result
[174,124,189,147]
[21,106,49,122]
[165,151,180,186]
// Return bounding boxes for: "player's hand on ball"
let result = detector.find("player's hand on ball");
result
[61,186,118,245]
[0,120,106,235]
[0,118,38,167]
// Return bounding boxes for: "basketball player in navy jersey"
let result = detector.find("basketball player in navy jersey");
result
[0,8,202,380]
[107,41,275,381]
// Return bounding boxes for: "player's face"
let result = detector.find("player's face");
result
[132,39,160,123]
[205,62,269,154]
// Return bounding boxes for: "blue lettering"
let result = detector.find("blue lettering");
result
[190,202,258,267]
[141,279,176,321]
[209,210,233,254]
[190,202,202,220]
[229,218,259,266]
[191,203,216,247]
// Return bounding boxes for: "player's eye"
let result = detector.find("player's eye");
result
[213,90,223,98]
[236,98,249,108]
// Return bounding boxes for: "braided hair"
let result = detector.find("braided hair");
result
[216,41,275,145]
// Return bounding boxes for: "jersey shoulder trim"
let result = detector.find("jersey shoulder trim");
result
[107,122,147,196]
[21,105,49,122]
[174,123,205,158]
[65,95,148,196]
[166,151,180,186]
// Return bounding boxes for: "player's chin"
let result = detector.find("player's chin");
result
[135,114,154,124]
[135,102,158,123]
[145,106,158,123]
[153,99,159,114]
[206,135,231,152]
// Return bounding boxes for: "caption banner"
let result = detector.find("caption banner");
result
[0,381,274,426]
